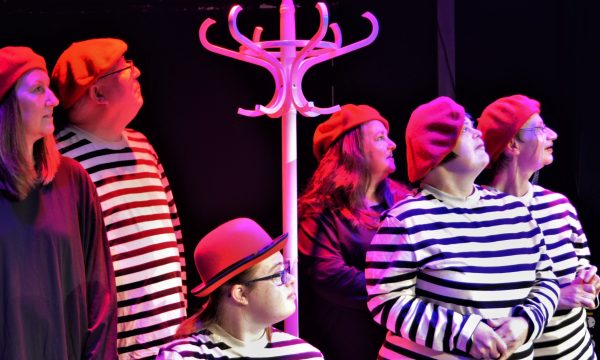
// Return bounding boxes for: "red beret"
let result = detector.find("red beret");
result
[0,46,47,101]
[405,96,465,182]
[313,104,389,160]
[51,38,127,108]
[478,95,540,164]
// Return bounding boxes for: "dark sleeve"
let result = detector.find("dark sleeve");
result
[75,162,118,360]
[298,212,369,311]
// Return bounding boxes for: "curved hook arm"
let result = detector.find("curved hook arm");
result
[228,6,283,72]
[289,2,330,112]
[297,11,378,75]
[199,17,285,118]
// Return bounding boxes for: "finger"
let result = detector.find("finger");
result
[583,266,598,282]
[583,284,596,294]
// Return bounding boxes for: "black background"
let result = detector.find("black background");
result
[2,0,599,344]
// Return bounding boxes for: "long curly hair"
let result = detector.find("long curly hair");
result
[299,125,408,230]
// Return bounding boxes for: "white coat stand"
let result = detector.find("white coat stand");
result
[199,0,378,336]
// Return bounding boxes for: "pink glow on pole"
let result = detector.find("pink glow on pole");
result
[198,0,379,337]
[279,0,299,335]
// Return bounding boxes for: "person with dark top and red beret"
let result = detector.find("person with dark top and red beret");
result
[0,46,117,359]
[478,94,598,359]
[366,97,559,359]
[298,104,409,360]
[157,218,323,359]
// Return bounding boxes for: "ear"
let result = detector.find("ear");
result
[505,137,520,157]
[88,84,108,105]
[229,284,249,305]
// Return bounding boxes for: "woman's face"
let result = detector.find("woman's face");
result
[245,252,296,327]
[15,69,59,148]
[516,114,558,172]
[361,120,396,182]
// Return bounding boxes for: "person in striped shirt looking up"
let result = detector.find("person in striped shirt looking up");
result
[157,218,324,359]
[366,96,560,360]
[478,94,599,359]
[51,38,187,359]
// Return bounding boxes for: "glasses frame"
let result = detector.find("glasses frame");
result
[519,124,548,133]
[98,60,134,79]
[243,262,291,287]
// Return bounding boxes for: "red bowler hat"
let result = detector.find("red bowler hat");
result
[192,218,288,298]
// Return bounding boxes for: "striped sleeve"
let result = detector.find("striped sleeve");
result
[510,231,560,342]
[366,215,482,354]
[530,187,591,272]
[156,155,188,306]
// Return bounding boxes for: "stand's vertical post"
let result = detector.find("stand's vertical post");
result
[279,0,299,336]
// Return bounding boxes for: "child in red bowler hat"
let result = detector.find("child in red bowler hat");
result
[157,218,323,359]
[365,96,560,360]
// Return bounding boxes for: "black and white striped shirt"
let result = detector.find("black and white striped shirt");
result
[56,125,187,359]
[366,184,559,359]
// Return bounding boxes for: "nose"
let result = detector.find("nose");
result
[132,65,141,79]
[46,88,59,107]
[286,272,296,287]
[546,126,558,140]
[388,137,396,150]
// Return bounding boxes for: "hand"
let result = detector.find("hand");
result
[576,266,600,296]
[559,278,597,310]
[469,321,507,360]
[486,317,528,360]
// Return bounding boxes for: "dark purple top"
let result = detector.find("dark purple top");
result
[0,156,117,359]
[299,206,386,360]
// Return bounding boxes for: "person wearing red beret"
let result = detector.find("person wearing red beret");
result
[0,46,117,359]
[365,96,560,359]
[297,104,409,360]
[51,38,187,359]
[156,218,323,359]
[478,94,598,359]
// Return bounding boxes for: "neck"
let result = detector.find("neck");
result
[365,178,384,207]
[423,167,476,198]
[490,161,532,197]
[74,119,124,142]
[217,306,267,342]
[69,105,129,142]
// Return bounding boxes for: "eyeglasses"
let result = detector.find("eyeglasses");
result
[98,60,134,79]
[244,262,292,287]
[519,124,548,134]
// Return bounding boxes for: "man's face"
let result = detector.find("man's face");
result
[96,56,143,121]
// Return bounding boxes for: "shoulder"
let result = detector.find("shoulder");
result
[124,128,150,142]
[57,156,90,179]
[383,190,430,220]
[158,330,214,355]
[270,329,324,357]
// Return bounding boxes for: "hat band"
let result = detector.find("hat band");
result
[195,233,288,293]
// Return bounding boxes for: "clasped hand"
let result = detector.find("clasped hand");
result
[469,317,528,360]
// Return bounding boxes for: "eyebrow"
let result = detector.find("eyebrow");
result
[267,262,284,272]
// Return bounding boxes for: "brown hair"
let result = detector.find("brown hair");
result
[175,265,273,340]
[0,88,60,200]
[299,125,407,229]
